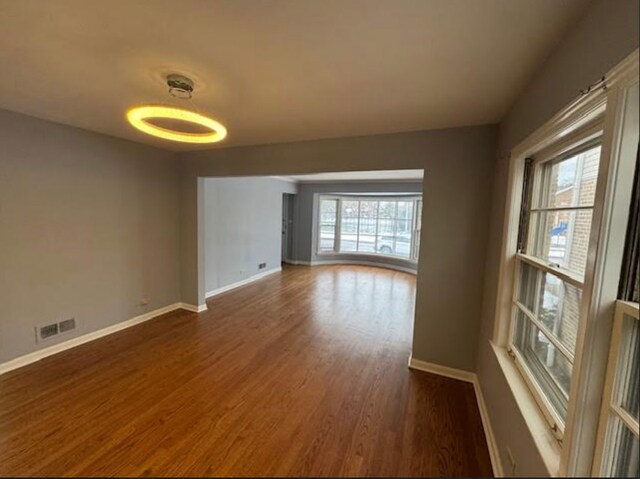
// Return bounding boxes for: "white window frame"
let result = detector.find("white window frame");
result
[592,300,640,476]
[317,197,339,253]
[491,50,639,476]
[507,131,603,440]
[316,194,422,263]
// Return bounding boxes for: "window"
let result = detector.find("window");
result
[494,53,638,476]
[528,145,601,278]
[509,143,602,435]
[593,300,639,477]
[593,143,640,477]
[318,198,338,252]
[317,195,422,261]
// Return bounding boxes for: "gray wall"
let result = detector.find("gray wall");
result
[204,177,296,294]
[476,0,640,475]
[293,182,423,271]
[0,109,181,362]
[179,125,498,372]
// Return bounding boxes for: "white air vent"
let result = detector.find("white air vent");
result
[35,318,77,343]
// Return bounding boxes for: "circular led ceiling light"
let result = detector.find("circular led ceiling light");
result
[126,74,227,144]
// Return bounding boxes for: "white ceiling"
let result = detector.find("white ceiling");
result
[274,170,424,183]
[0,0,588,152]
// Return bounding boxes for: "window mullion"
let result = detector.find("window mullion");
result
[610,404,640,437]
[530,205,595,213]
[516,253,584,288]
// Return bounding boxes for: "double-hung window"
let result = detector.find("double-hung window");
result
[496,51,638,476]
[593,300,639,477]
[509,140,602,437]
[317,195,422,261]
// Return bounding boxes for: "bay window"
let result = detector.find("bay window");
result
[317,195,422,261]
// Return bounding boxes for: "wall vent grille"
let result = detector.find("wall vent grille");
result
[59,318,76,333]
[38,323,59,341]
[35,318,77,343]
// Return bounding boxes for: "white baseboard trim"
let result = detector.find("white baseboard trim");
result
[0,302,193,376]
[287,259,416,275]
[473,378,504,477]
[178,303,208,313]
[408,354,503,477]
[205,267,282,299]
[408,355,476,382]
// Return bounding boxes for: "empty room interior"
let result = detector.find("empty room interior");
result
[0,1,639,477]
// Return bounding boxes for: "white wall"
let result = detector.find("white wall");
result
[204,177,297,295]
[0,109,181,363]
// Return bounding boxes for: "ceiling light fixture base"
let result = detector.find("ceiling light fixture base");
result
[167,74,194,99]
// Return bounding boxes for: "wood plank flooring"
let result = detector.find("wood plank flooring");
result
[0,264,492,477]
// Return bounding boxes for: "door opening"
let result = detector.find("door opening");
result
[282,193,295,263]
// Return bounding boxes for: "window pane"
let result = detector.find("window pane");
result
[376,232,412,257]
[537,273,581,355]
[340,200,359,252]
[319,224,335,251]
[377,202,397,248]
[537,145,601,209]
[414,200,422,260]
[616,314,639,421]
[397,201,414,221]
[392,219,412,258]
[517,262,538,312]
[319,199,337,251]
[529,209,593,278]
[318,199,338,251]
[320,199,337,223]
[377,218,395,236]
[357,201,378,253]
[393,205,413,258]
[517,263,581,354]
[514,309,572,421]
[378,201,396,220]
[375,232,394,255]
[603,415,639,477]
[393,233,411,258]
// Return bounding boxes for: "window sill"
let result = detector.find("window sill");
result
[315,251,418,264]
[491,341,562,476]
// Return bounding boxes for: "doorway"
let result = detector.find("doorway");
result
[281,193,295,263]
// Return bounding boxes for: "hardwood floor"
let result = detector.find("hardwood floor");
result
[0,265,492,477]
